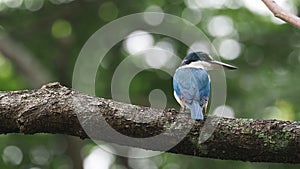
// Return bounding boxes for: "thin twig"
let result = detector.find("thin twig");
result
[262,0,300,29]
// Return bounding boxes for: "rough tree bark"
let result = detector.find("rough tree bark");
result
[0,82,300,163]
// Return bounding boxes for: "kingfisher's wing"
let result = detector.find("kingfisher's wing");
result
[173,68,210,119]
[173,68,210,107]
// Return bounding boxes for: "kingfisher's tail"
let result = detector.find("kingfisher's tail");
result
[190,102,204,120]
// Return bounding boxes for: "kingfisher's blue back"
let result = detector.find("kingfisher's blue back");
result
[173,67,210,120]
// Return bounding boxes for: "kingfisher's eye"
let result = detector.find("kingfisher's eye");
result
[185,60,191,64]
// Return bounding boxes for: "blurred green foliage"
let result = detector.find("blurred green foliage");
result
[0,0,300,168]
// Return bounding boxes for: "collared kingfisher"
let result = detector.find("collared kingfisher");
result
[173,51,237,120]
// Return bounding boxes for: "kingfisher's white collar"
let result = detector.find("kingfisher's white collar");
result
[179,61,210,70]
[179,60,228,70]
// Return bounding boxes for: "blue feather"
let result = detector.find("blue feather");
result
[173,67,210,120]
[190,101,203,120]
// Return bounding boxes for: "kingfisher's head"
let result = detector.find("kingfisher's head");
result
[180,51,237,70]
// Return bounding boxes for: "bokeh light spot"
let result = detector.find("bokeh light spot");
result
[213,105,235,118]
[156,40,174,53]
[262,106,282,119]
[83,146,115,169]
[51,19,72,38]
[30,146,50,165]
[144,5,164,26]
[188,41,209,54]
[195,0,226,9]
[225,0,243,9]
[0,2,6,11]
[98,2,118,22]
[274,100,295,120]
[144,48,172,68]
[184,0,199,10]
[4,0,22,8]
[24,0,44,11]
[181,8,202,25]
[2,145,23,165]
[242,0,272,15]
[218,39,241,60]
[124,30,154,55]
[207,15,234,37]
[128,158,158,169]
[49,0,74,5]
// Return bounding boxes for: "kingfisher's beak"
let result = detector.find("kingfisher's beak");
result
[210,60,237,70]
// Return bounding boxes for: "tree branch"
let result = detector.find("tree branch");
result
[262,0,300,29]
[0,82,300,163]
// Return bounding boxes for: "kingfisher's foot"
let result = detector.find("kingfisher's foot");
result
[202,107,206,116]
[179,107,189,114]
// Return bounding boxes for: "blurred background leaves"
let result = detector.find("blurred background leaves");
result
[0,0,300,168]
